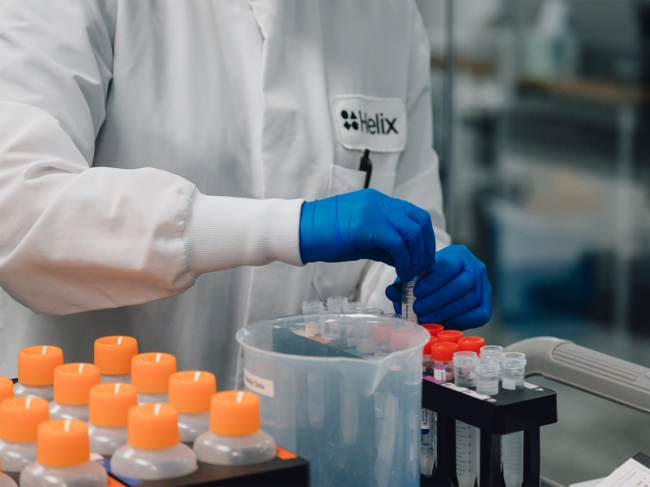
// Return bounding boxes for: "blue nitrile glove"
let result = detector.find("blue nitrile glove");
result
[385,245,492,330]
[299,189,436,283]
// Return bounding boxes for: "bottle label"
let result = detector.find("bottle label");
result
[421,408,430,432]
[433,363,446,382]
[244,368,275,398]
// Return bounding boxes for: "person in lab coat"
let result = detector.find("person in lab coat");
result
[0,0,491,388]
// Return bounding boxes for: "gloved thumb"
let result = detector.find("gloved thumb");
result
[385,280,403,304]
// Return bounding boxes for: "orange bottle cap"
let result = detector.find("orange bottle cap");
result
[18,346,64,386]
[53,363,101,405]
[37,419,89,466]
[128,403,179,449]
[423,341,431,355]
[168,371,216,414]
[421,324,444,337]
[88,383,138,427]
[0,396,49,442]
[131,353,177,393]
[0,377,13,403]
[431,342,459,362]
[210,391,260,436]
[458,336,485,354]
[94,336,138,375]
[437,330,464,344]
[389,327,419,350]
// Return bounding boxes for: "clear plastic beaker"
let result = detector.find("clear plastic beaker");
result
[237,314,429,487]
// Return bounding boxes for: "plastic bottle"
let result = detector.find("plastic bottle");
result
[194,391,276,466]
[453,351,478,388]
[430,342,458,383]
[111,403,197,480]
[437,330,464,344]
[371,323,394,358]
[13,346,63,401]
[502,357,527,390]
[87,383,137,455]
[49,363,101,421]
[457,336,485,354]
[20,419,108,487]
[169,371,216,443]
[0,458,16,487]
[131,353,177,404]
[0,397,49,473]
[0,379,12,404]
[94,336,138,384]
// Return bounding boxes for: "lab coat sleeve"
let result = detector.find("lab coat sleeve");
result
[0,0,303,316]
[359,3,450,310]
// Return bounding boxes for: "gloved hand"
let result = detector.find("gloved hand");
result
[385,245,492,330]
[299,189,436,282]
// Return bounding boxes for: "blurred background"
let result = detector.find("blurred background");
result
[416,0,650,484]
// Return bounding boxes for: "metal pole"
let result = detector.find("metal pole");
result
[443,0,455,237]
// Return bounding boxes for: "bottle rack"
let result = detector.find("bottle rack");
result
[421,377,557,487]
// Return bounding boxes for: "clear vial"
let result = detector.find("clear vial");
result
[49,363,101,421]
[111,403,197,480]
[456,421,478,487]
[371,324,394,357]
[302,300,324,336]
[0,472,16,487]
[502,358,526,391]
[94,336,138,385]
[355,322,375,355]
[194,391,276,466]
[480,345,504,381]
[14,346,64,402]
[502,431,524,487]
[476,362,499,396]
[0,397,49,473]
[20,419,107,487]
[326,296,348,313]
[453,351,478,388]
[169,371,216,443]
[88,383,137,455]
[131,353,177,405]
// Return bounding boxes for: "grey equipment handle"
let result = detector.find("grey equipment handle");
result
[504,336,650,413]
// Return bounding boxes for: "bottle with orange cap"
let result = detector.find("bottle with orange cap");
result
[111,403,197,480]
[0,379,12,404]
[94,336,138,384]
[49,363,101,421]
[371,322,394,358]
[194,391,276,466]
[431,342,459,384]
[20,419,108,487]
[131,353,177,404]
[0,397,49,473]
[0,460,16,487]
[87,383,138,455]
[14,346,64,401]
[169,371,216,443]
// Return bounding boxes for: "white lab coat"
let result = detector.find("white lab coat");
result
[0,0,449,388]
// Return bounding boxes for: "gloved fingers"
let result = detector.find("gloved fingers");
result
[412,268,475,316]
[417,281,482,324]
[402,201,436,273]
[387,200,425,281]
[385,281,403,304]
[414,248,464,298]
[372,227,413,281]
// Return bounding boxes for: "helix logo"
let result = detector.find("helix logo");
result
[340,110,398,135]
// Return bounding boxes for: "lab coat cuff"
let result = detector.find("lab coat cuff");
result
[183,190,304,275]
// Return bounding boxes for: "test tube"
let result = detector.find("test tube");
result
[475,362,499,396]
[453,351,480,487]
[401,277,419,323]
[501,354,526,487]
[430,342,458,383]
[480,345,504,381]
